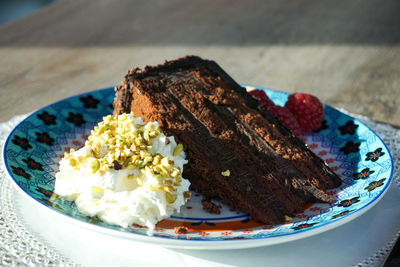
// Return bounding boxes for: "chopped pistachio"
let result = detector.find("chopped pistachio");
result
[170,168,181,178]
[118,113,127,121]
[165,192,177,203]
[164,179,173,185]
[143,124,155,141]
[130,155,139,163]
[85,140,93,146]
[106,154,114,165]
[143,129,150,142]
[126,163,136,170]
[135,136,144,146]
[139,150,151,159]
[92,187,104,194]
[138,160,145,169]
[152,155,161,165]
[183,191,191,201]
[221,170,230,176]
[173,143,183,156]
[284,215,293,222]
[150,184,163,191]
[161,157,174,170]
[130,144,138,153]
[69,158,77,167]
[103,115,112,123]
[139,144,147,150]
[143,156,153,166]
[155,165,169,176]
[131,128,139,137]
[90,159,100,173]
[149,130,160,138]
[164,185,175,192]
[50,193,58,200]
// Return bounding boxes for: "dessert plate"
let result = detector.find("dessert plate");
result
[3,86,393,249]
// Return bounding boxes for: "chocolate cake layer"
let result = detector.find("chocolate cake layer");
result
[113,56,341,225]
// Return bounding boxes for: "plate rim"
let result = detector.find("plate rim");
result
[2,86,394,249]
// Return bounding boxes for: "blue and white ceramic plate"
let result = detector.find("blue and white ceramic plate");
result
[3,86,393,249]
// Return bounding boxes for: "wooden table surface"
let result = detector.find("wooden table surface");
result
[0,0,399,125]
[0,0,399,265]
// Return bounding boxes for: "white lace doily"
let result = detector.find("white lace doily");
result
[1,113,399,266]
[0,115,77,266]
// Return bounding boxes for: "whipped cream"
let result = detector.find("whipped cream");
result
[54,113,190,229]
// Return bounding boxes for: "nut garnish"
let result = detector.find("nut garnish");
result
[284,215,293,222]
[166,192,178,203]
[62,113,190,205]
[221,170,230,176]
[183,191,191,201]
[90,159,100,173]
[170,167,181,178]
[69,158,77,167]
[173,143,183,156]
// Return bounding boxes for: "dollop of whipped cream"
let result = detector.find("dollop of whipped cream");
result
[54,113,191,229]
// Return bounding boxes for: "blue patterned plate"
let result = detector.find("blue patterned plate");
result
[3,86,393,249]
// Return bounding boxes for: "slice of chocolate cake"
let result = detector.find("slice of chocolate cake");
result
[113,56,341,225]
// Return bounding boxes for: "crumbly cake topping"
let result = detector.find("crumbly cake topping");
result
[63,113,187,202]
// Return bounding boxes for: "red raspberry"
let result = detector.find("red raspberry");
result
[249,89,275,110]
[284,93,324,133]
[268,106,302,136]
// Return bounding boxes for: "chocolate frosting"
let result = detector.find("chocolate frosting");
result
[113,56,341,224]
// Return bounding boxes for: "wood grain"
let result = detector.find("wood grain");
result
[0,0,399,126]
